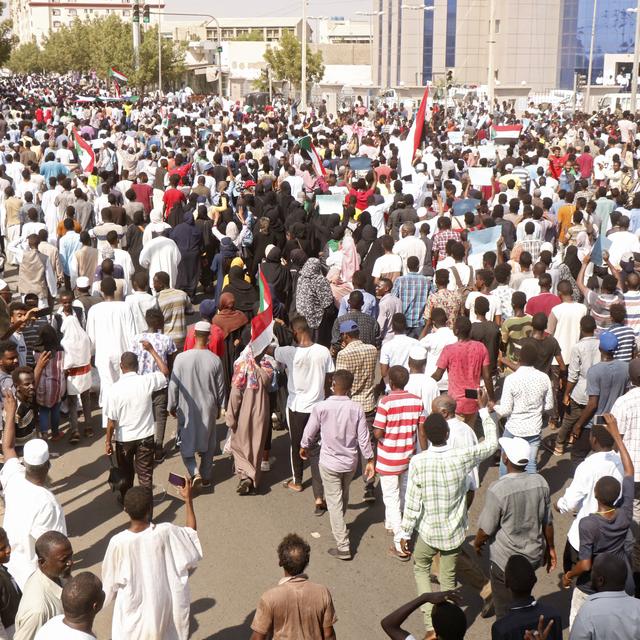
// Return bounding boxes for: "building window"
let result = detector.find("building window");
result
[422,1,435,82]
[445,0,457,68]
[123,10,130,16]
[68,8,77,15]
[494,19,500,34]
[396,2,402,85]
[53,20,61,27]
[52,8,61,15]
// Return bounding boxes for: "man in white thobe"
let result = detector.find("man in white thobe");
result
[139,235,181,290]
[86,277,136,429]
[102,484,202,640]
[0,391,66,591]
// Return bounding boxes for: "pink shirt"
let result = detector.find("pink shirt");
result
[437,340,489,414]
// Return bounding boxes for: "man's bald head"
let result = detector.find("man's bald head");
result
[432,394,457,418]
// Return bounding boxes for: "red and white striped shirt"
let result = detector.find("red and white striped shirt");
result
[374,390,422,475]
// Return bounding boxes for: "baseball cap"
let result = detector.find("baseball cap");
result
[76,276,90,288]
[243,180,256,188]
[599,331,618,353]
[499,437,530,467]
[194,320,211,333]
[23,439,50,466]
[409,345,427,361]
[339,320,358,334]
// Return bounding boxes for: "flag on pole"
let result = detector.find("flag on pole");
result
[490,124,522,145]
[297,134,326,176]
[109,67,128,84]
[113,82,121,98]
[72,128,95,173]
[399,85,429,177]
[248,268,274,355]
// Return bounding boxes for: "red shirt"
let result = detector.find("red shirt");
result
[168,162,193,186]
[162,188,186,218]
[437,340,489,414]
[548,154,569,180]
[183,324,225,358]
[131,183,154,214]
[576,153,594,179]
[347,187,374,211]
[525,292,561,318]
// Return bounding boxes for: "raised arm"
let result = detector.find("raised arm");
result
[1,389,18,461]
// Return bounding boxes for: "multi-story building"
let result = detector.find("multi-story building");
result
[10,0,164,46]
[373,0,636,90]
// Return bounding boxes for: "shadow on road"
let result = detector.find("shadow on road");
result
[190,597,217,636]
[204,611,255,639]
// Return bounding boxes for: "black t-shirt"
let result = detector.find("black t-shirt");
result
[577,475,634,595]
[520,335,561,374]
[491,599,563,640]
[0,565,20,629]
[471,321,501,373]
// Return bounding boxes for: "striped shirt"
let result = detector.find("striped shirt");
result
[623,290,640,335]
[374,390,422,476]
[157,288,193,350]
[609,323,636,361]
[585,290,623,335]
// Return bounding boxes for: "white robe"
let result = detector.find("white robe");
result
[41,188,61,244]
[102,523,202,640]
[86,301,136,426]
[139,236,181,290]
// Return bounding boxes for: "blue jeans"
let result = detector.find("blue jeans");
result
[499,429,541,475]
[180,423,217,483]
[39,403,61,436]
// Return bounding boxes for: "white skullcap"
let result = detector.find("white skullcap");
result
[23,439,49,466]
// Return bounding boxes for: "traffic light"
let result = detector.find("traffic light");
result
[446,69,453,90]
[142,5,150,23]
[132,3,140,22]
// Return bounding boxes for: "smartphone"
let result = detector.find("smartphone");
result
[34,307,51,318]
[593,415,606,426]
[168,472,186,488]
[464,388,479,399]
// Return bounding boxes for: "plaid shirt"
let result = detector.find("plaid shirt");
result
[432,230,460,263]
[401,410,498,550]
[392,273,429,328]
[36,350,65,408]
[612,387,640,482]
[518,237,542,263]
[336,340,378,413]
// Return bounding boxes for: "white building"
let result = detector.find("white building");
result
[312,17,370,45]
[10,0,164,46]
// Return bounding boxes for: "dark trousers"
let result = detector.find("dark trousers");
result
[287,409,323,498]
[115,436,154,501]
[556,398,585,447]
[490,561,513,619]
[152,388,169,448]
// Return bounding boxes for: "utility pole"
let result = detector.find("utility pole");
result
[157,5,162,94]
[630,1,640,114]
[301,0,307,112]
[585,0,598,114]
[487,0,496,110]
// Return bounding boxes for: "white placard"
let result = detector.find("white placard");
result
[478,144,496,160]
[447,131,463,145]
[316,194,344,216]
[469,167,493,187]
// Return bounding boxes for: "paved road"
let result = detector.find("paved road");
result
[39,412,575,639]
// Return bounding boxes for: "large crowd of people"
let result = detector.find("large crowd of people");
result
[0,70,638,638]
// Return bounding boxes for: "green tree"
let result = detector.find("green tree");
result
[0,19,16,66]
[258,31,324,95]
[7,42,42,73]
[233,29,264,42]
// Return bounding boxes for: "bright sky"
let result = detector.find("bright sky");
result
[163,0,371,21]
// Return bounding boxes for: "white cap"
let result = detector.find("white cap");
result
[505,163,514,171]
[499,436,530,467]
[415,163,426,172]
[264,244,276,257]
[194,320,211,333]
[23,438,50,466]
[409,345,427,361]
[76,276,90,288]
[0,279,8,291]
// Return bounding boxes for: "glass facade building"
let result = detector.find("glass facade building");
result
[559,0,636,89]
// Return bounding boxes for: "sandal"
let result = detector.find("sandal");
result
[282,479,303,492]
[84,427,94,438]
[69,431,80,445]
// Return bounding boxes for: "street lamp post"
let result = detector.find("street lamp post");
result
[301,0,307,112]
[585,0,598,113]
[627,3,640,114]
[150,11,223,97]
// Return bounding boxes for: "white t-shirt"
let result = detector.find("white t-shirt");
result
[372,253,403,279]
[518,278,541,300]
[380,334,419,369]
[421,327,457,391]
[275,344,335,413]
[35,616,95,639]
[405,372,439,416]
[447,263,473,291]
[550,301,588,362]
[465,292,500,322]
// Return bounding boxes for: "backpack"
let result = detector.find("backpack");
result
[450,265,474,309]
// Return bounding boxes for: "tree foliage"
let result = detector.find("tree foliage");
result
[0,19,16,66]
[258,31,324,94]
[233,29,264,42]
[7,15,185,91]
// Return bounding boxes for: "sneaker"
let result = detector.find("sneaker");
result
[328,547,352,561]
[314,502,327,516]
[363,485,376,503]
[191,474,203,492]
[260,460,271,472]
